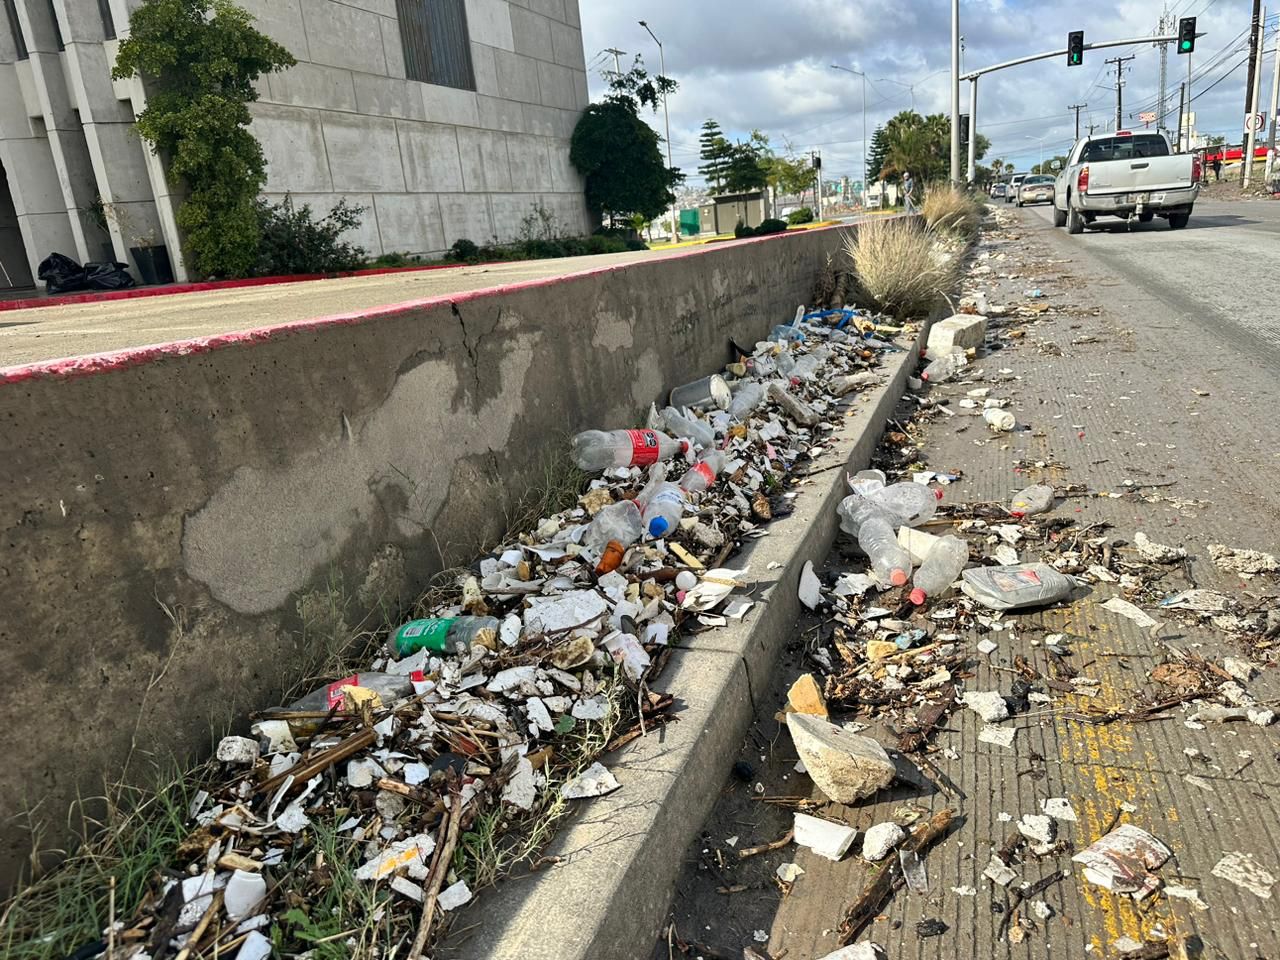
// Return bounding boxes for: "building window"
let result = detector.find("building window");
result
[98,0,115,39]
[4,0,28,59]
[396,0,475,91]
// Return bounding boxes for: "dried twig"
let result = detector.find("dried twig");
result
[408,790,466,960]
[738,830,795,860]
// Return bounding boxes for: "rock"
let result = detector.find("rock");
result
[961,690,1009,723]
[216,736,259,765]
[815,945,884,960]
[861,822,906,861]
[787,673,829,718]
[1134,532,1186,564]
[866,639,899,660]
[1209,543,1280,576]
[1223,657,1257,682]
[926,314,987,359]
[786,713,896,804]
[1017,814,1056,845]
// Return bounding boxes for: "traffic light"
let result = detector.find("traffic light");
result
[1177,17,1196,54]
[1067,30,1084,66]
[959,113,970,148]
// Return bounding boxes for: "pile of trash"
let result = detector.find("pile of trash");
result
[85,305,914,960]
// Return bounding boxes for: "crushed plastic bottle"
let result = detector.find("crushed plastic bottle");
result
[770,324,806,343]
[388,616,500,658]
[865,483,942,527]
[838,496,913,586]
[847,468,887,495]
[960,563,1077,611]
[289,673,414,712]
[571,429,687,471]
[983,408,1016,432]
[1010,484,1055,519]
[585,499,644,551]
[728,381,767,421]
[921,349,967,383]
[679,450,727,494]
[660,407,715,450]
[789,354,824,381]
[636,468,686,538]
[909,535,969,605]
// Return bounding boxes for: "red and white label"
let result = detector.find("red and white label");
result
[325,674,360,709]
[692,461,715,485]
[627,429,661,466]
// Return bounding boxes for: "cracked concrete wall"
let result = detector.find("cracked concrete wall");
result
[0,225,852,890]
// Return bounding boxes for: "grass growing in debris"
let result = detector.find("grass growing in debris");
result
[0,761,212,960]
[921,185,986,240]
[845,218,959,318]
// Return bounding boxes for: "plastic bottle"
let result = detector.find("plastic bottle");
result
[571,429,688,471]
[388,616,500,658]
[866,483,942,527]
[921,349,967,383]
[289,673,414,712]
[770,324,806,343]
[585,499,644,551]
[983,408,1016,432]
[679,450,727,494]
[639,483,686,538]
[775,352,797,377]
[960,563,1077,611]
[728,381,767,420]
[789,354,824,381]
[847,468,887,495]
[660,407,715,450]
[909,536,969,605]
[1009,484,1055,519]
[837,496,913,586]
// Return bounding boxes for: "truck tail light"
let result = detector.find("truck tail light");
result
[1191,154,1202,182]
[1077,166,1090,194]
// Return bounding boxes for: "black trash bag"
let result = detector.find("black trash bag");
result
[37,252,88,294]
[83,261,136,291]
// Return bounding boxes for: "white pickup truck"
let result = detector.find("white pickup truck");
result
[1052,131,1201,234]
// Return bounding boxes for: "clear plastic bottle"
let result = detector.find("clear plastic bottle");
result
[960,563,1077,610]
[585,499,644,551]
[789,354,823,381]
[847,468,887,495]
[728,381,767,420]
[388,616,500,658]
[1009,484,1055,519]
[921,349,967,383]
[866,483,942,527]
[288,673,414,712]
[909,535,969,605]
[660,407,715,450]
[679,450,727,494]
[639,483,686,538]
[571,429,687,472]
[838,496,913,587]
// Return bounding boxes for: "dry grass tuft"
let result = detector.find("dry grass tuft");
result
[921,184,986,239]
[844,218,959,318]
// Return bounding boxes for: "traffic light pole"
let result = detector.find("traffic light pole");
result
[966,78,979,182]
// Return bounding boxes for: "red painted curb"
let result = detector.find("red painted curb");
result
[0,223,856,386]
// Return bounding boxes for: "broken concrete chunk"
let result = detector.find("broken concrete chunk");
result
[1211,851,1275,899]
[786,673,829,718]
[561,762,620,799]
[815,943,885,960]
[961,690,1009,723]
[1042,798,1077,822]
[1016,814,1056,845]
[354,834,436,881]
[984,855,1018,886]
[1133,532,1186,564]
[437,879,473,911]
[1209,543,1280,576]
[926,314,987,359]
[794,812,857,861]
[216,736,260,765]
[786,713,896,804]
[862,822,907,862]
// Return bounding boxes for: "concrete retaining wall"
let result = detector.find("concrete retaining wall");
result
[0,224,856,890]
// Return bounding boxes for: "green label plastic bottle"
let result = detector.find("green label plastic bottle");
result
[390,618,457,657]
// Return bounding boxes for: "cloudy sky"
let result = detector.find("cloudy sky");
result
[580,0,1275,185]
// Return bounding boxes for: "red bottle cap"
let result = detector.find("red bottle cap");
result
[890,569,908,586]
[910,588,927,605]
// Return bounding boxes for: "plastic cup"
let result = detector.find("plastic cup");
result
[670,374,732,411]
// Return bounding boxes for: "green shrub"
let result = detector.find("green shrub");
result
[734,221,755,238]
[447,238,482,263]
[787,207,815,225]
[368,251,425,268]
[756,218,789,235]
[254,196,367,276]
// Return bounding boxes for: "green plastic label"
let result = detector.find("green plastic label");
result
[392,618,455,656]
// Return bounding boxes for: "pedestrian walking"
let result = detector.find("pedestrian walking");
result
[903,171,915,214]
[1212,155,1222,182]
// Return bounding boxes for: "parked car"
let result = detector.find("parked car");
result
[990,182,1008,199]
[1053,131,1200,233]
[1004,174,1025,203]
[1017,175,1055,206]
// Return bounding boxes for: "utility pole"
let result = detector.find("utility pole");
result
[638,21,677,243]
[1267,19,1280,183]
[950,0,961,182]
[604,48,626,77]
[1068,102,1088,140]
[1247,0,1263,118]
[1177,83,1187,151]
[1158,7,1171,133]
[1106,55,1136,131]
[1245,5,1267,187]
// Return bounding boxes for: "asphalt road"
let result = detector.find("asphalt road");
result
[1017,198,1280,364]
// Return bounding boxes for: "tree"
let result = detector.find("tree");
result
[721,131,771,194]
[570,59,683,225]
[766,151,816,199]
[113,0,296,278]
[698,119,732,192]
[1032,155,1068,175]
[879,110,989,183]
[867,126,890,181]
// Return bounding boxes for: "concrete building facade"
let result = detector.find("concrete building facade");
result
[0,0,591,287]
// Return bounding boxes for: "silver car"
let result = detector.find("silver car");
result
[1018,175,1055,206]
[1004,174,1025,203]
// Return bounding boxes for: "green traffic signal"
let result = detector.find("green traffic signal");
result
[1177,16,1196,54]
[1180,40,1192,51]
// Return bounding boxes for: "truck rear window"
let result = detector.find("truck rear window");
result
[1080,135,1170,162]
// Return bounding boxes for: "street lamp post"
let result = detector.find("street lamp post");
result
[1025,135,1049,171]
[638,20,678,244]
[831,64,868,205]
[876,76,916,111]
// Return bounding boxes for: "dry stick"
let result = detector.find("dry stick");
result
[107,877,116,960]
[837,808,954,945]
[257,727,376,796]
[173,890,223,960]
[738,829,795,860]
[407,792,466,960]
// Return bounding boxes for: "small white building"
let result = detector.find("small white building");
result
[0,0,592,287]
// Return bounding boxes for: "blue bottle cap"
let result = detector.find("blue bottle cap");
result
[648,516,670,537]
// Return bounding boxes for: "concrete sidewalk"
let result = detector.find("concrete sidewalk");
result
[655,206,1280,959]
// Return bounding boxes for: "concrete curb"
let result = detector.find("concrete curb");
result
[439,319,931,960]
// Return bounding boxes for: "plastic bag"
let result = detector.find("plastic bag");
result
[37,252,88,293]
[84,261,136,291]
[960,563,1077,610]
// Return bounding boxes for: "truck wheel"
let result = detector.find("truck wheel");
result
[1067,203,1084,235]
[1139,212,1154,223]
[1168,212,1190,229]
[1052,204,1067,228]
